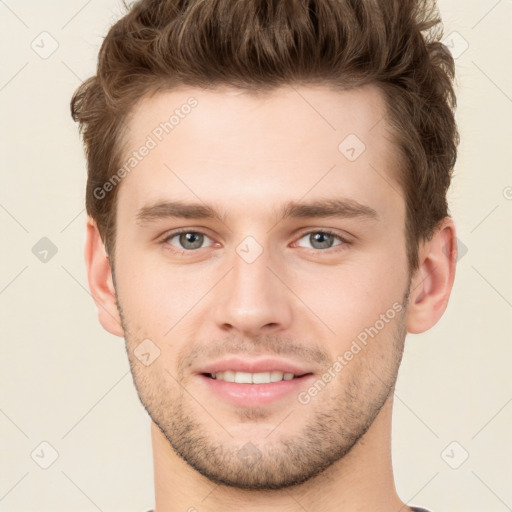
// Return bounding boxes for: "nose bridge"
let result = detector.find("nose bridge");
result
[214,234,292,335]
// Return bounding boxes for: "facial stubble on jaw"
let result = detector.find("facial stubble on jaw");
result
[113,265,411,491]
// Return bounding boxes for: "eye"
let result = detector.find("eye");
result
[163,229,214,251]
[160,228,349,255]
[295,230,347,251]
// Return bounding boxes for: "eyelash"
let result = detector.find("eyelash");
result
[160,228,350,255]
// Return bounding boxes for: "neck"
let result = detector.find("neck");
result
[151,394,409,512]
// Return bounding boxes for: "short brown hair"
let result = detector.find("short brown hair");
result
[71,0,459,273]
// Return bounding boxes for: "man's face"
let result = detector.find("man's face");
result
[112,84,411,489]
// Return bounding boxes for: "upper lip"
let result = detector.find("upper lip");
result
[198,357,313,376]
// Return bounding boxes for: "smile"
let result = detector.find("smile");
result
[207,371,300,383]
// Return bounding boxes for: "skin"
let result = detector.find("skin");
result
[85,84,457,511]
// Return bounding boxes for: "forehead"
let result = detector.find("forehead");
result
[117,83,403,223]
[126,83,391,153]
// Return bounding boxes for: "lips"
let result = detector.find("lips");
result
[198,372,315,407]
[197,356,313,377]
[196,357,315,407]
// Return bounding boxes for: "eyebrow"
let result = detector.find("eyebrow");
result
[135,197,379,226]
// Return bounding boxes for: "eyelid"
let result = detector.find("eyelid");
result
[160,227,351,253]
[292,228,350,250]
[294,227,350,242]
[160,227,216,249]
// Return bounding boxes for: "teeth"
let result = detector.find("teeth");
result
[212,371,297,383]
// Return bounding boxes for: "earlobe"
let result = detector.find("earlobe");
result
[84,218,124,337]
[406,217,457,334]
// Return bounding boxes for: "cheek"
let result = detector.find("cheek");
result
[115,250,215,335]
[287,250,406,344]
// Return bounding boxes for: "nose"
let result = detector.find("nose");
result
[213,242,293,337]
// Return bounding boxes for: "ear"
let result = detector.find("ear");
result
[406,217,458,334]
[84,217,124,337]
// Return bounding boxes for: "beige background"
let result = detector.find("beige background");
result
[1,1,511,511]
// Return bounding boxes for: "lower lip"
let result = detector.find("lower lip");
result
[198,374,315,407]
